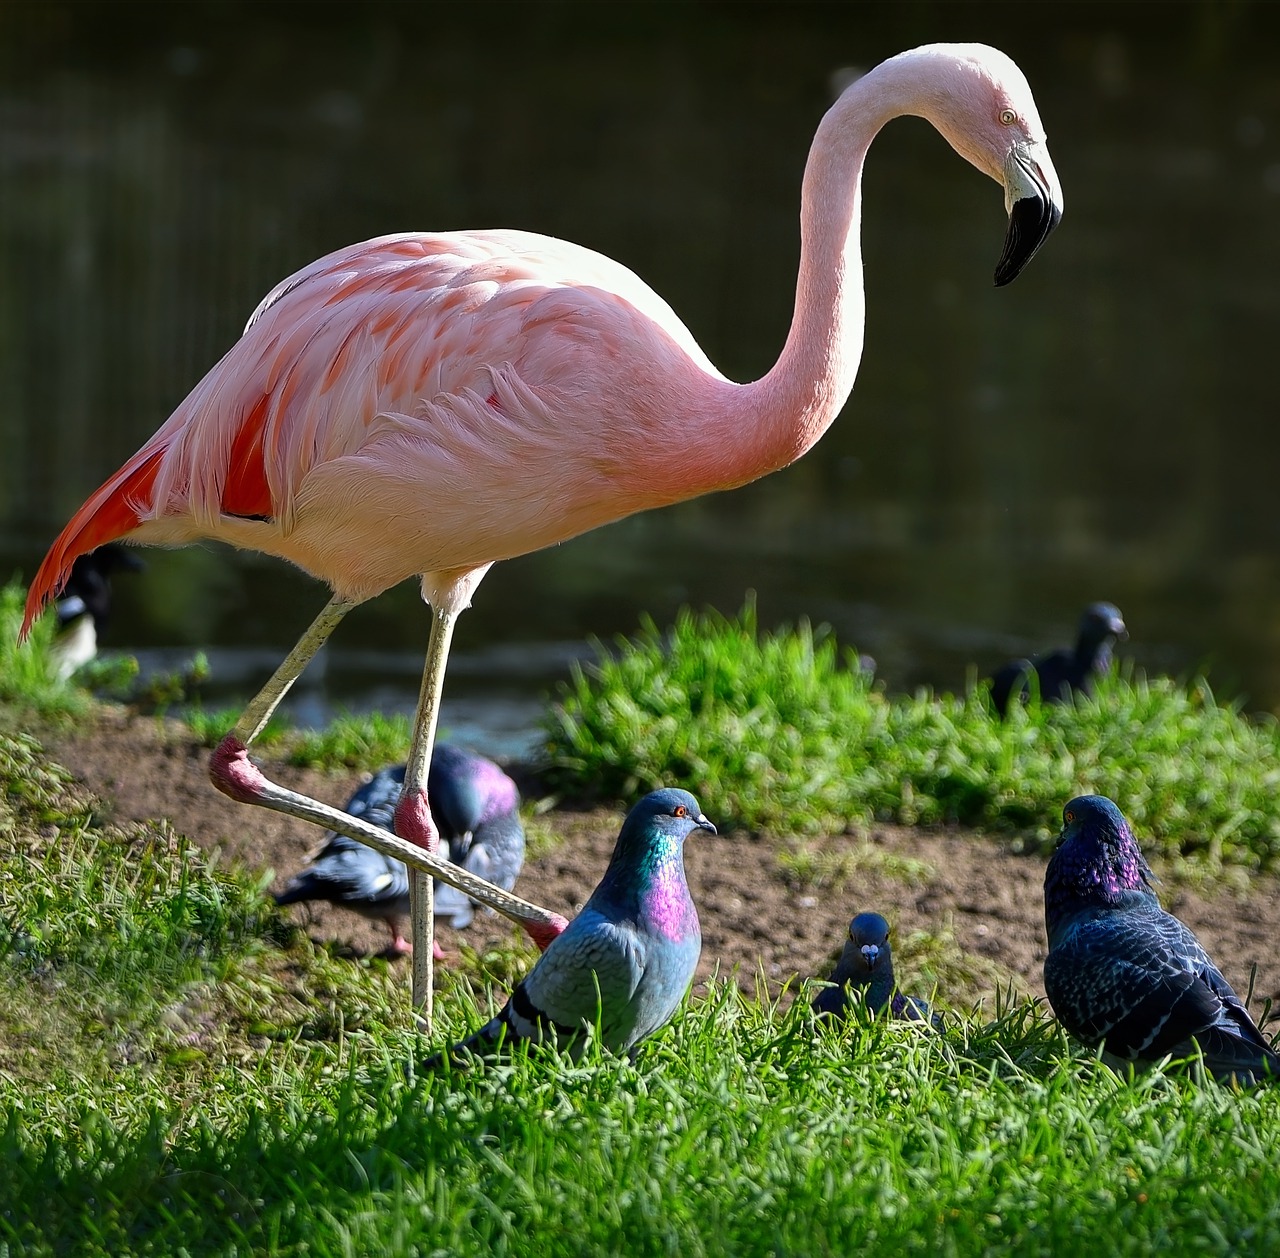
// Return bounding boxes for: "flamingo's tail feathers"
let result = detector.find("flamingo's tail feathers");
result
[20,449,164,640]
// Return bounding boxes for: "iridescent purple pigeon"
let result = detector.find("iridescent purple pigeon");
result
[274,744,524,955]
[812,912,936,1024]
[430,788,712,1066]
[1044,794,1280,1085]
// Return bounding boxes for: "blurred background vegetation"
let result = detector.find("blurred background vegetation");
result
[2,0,1279,754]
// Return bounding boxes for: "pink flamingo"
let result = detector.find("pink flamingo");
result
[21,43,1062,1024]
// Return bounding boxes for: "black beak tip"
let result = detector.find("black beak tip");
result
[993,194,1063,287]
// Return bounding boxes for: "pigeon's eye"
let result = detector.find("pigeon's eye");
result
[1065,809,1075,822]
[999,108,1017,126]
[673,805,688,818]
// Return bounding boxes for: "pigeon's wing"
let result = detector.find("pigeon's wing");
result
[519,909,647,1035]
[446,910,648,1061]
[471,811,526,891]
[1033,649,1075,703]
[345,765,406,832]
[1161,918,1280,1079]
[275,833,409,908]
[433,851,476,928]
[1046,911,1262,1065]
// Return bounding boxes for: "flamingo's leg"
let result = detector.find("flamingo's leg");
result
[393,603,457,1019]
[209,596,569,1023]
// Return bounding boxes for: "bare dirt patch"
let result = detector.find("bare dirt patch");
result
[46,710,1280,1014]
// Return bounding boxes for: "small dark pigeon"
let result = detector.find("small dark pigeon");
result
[274,744,525,955]
[429,788,712,1067]
[812,912,936,1024]
[990,602,1127,717]
[51,543,144,679]
[1044,794,1280,1085]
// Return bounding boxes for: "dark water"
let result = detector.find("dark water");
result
[4,2,1280,758]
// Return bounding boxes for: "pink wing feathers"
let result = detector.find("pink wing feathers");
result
[22,235,517,635]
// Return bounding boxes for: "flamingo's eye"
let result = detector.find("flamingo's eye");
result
[999,109,1018,126]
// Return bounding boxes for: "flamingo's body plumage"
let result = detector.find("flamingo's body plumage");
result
[26,231,745,618]
[21,44,1063,1026]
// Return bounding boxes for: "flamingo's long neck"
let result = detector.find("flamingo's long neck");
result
[717,53,940,485]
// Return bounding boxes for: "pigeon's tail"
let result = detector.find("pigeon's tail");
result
[273,874,348,908]
[273,878,321,908]
[421,981,582,1071]
[421,1010,520,1073]
[433,881,475,929]
[1200,1032,1280,1087]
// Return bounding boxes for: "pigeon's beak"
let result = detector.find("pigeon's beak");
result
[860,944,880,971]
[1111,617,1128,640]
[694,813,716,835]
[994,140,1063,286]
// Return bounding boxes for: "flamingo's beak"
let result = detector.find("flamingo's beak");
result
[994,140,1063,286]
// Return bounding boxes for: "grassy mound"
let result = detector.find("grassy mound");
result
[543,601,1280,868]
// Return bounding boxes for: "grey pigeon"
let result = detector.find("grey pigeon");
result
[990,602,1127,717]
[274,744,525,954]
[812,912,936,1024]
[1044,794,1280,1085]
[430,788,713,1066]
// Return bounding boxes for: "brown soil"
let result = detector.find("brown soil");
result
[46,709,1280,1013]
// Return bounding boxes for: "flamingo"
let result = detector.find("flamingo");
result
[21,43,1063,1024]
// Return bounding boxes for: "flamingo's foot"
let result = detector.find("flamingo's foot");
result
[393,787,440,854]
[524,913,571,953]
[210,734,268,803]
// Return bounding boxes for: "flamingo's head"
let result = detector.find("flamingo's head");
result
[892,44,1065,286]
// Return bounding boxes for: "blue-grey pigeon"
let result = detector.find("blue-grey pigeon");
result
[1044,794,1279,1085]
[430,788,712,1066]
[813,912,936,1024]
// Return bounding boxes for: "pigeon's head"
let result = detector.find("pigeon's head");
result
[1048,794,1154,912]
[1078,602,1127,646]
[848,912,892,972]
[612,789,716,873]
[628,788,715,838]
[1059,795,1131,849]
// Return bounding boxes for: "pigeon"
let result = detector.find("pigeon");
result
[989,602,1127,717]
[812,912,936,1024]
[1044,794,1280,1085]
[429,788,713,1067]
[50,543,144,680]
[274,744,526,955]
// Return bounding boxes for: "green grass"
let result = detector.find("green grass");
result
[543,601,1280,870]
[184,705,412,771]
[0,580,91,723]
[4,730,1280,1255]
